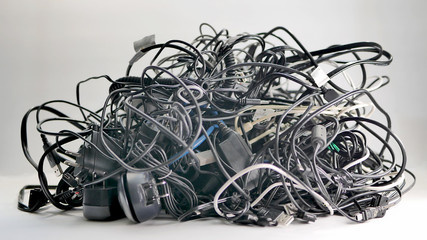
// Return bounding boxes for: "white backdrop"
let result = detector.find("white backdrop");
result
[0,0,426,239]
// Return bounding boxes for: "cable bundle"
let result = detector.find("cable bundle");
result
[19,23,414,226]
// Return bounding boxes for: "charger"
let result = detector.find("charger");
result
[217,123,252,172]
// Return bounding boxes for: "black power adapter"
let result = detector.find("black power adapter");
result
[217,123,252,172]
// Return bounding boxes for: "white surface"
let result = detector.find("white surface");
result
[1,0,427,239]
[1,175,425,240]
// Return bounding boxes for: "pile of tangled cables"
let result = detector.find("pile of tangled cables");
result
[19,23,415,226]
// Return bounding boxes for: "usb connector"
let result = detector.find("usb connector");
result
[41,135,64,177]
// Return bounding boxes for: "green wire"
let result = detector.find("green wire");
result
[328,142,340,152]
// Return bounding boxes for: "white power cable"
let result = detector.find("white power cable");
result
[213,163,334,218]
[343,149,370,170]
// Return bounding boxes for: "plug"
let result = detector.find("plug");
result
[354,194,389,221]
[256,207,294,226]
[41,135,64,177]
[355,206,387,222]
[62,172,78,188]
[233,212,259,225]
[323,88,340,102]
[17,185,48,212]
[296,211,317,222]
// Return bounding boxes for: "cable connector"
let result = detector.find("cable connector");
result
[276,212,294,226]
[62,172,78,188]
[238,98,269,106]
[354,194,389,221]
[255,207,294,226]
[41,135,64,177]
[372,194,389,211]
[355,206,387,221]
[311,125,327,148]
[323,88,340,102]
[233,212,259,225]
[296,211,317,222]
[311,66,330,87]
[17,185,49,212]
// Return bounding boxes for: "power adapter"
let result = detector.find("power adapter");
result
[217,123,252,172]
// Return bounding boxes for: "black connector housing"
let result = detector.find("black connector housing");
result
[75,129,124,220]
[217,124,252,172]
[41,134,65,176]
[83,187,123,220]
[216,123,260,190]
[296,211,317,222]
[17,186,48,212]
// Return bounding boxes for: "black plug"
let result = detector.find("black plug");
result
[233,211,259,225]
[41,134,65,176]
[320,86,340,102]
[355,207,387,222]
[17,185,49,212]
[256,207,294,226]
[296,211,317,222]
[355,194,389,221]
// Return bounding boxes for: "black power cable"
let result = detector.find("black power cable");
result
[18,24,414,226]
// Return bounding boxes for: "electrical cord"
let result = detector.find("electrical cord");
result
[18,24,414,226]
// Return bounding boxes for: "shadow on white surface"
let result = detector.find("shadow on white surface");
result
[1,174,425,240]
